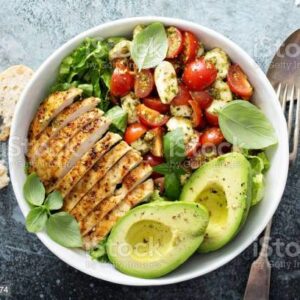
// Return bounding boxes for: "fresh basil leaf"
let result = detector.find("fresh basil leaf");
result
[25,207,48,233]
[153,163,172,175]
[44,191,63,211]
[105,106,128,133]
[89,237,109,262]
[219,100,277,149]
[163,128,186,163]
[46,212,82,248]
[131,22,168,70]
[164,173,181,200]
[23,173,45,206]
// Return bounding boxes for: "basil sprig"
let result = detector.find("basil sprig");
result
[153,129,186,200]
[23,173,82,248]
[105,106,128,134]
[219,100,278,149]
[131,22,168,70]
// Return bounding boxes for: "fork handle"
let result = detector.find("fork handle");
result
[243,220,272,300]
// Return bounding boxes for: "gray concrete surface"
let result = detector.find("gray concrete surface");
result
[0,0,299,299]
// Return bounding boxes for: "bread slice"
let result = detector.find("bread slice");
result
[0,65,33,141]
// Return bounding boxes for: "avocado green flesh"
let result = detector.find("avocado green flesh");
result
[106,202,209,279]
[179,152,252,253]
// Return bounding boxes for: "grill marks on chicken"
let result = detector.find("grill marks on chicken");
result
[27,88,154,250]
[70,149,142,221]
[48,132,121,195]
[63,141,131,212]
[29,87,82,138]
[79,162,152,235]
[83,179,154,250]
[27,97,100,162]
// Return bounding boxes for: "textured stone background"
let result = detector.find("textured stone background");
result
[0,0,300,299]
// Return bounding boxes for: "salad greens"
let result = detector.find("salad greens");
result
[51,37,119,112]
[153,128,186,200]
[23,174,82,247]
[89,237,109,262]
[105,106,128,134]
[131,22,168,70]
[218,100,278,149]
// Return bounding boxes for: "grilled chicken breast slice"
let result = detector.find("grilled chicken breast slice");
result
[70,149,142,221]
[49,132,121,195]
[63,141,131,212]
[80,162,152,235]
[38,116,110,187]
[29,88,82,138]
[28,97,100,162]
[83,179,154,250]
[32,109,102,173]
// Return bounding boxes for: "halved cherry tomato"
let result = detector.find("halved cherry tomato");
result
[200,127,224,146]
[227,64,253,100]
[110,66,134,97]
[188,99,203,128]
[143,153,164,166]
[190,90,213,109]
[149,127,164,157]
[143,98,170,113]
[205,110,219,126]
[171,83,192,106]
[136,104,169,128]
[124,123,147,144]
[182,57,217,91]
[166,27,184,58]
[134,69,154,98]
[181,31,199,63]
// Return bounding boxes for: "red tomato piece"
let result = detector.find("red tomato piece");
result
[124,123,147,144]
[200,127,224,146]
[190,90,213,109]
[134,69,154,98]
[188,99,203,128]
[227,64,253,100]
[136,104,169,128]
[143,153,164,167]
[182,57,217,91]
[171,83,192,106]
[110,67,134,97]
[166,26,184,58]
[181,31,199,63]
[143,98,170,113]
[205,110,219,126]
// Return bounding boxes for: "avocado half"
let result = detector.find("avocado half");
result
[106,202,209,279]
[180,152,252,253]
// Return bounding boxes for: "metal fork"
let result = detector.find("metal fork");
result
[243,84,300,300]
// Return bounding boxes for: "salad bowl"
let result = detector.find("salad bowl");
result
[8,16,289,285]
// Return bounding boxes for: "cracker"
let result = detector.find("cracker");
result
[0,65,33,141]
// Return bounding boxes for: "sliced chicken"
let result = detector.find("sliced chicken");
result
[80,162,152,235]
[38,116,110,187]
[49,132,121,195]
[83,179,154,250]
[29,87,82,138]
[63,141,131,212]
[70,149,142,221]
[33,109,102,172]
[28,97,100,162]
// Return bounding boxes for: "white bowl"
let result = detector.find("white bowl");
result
[9,16,289,286]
